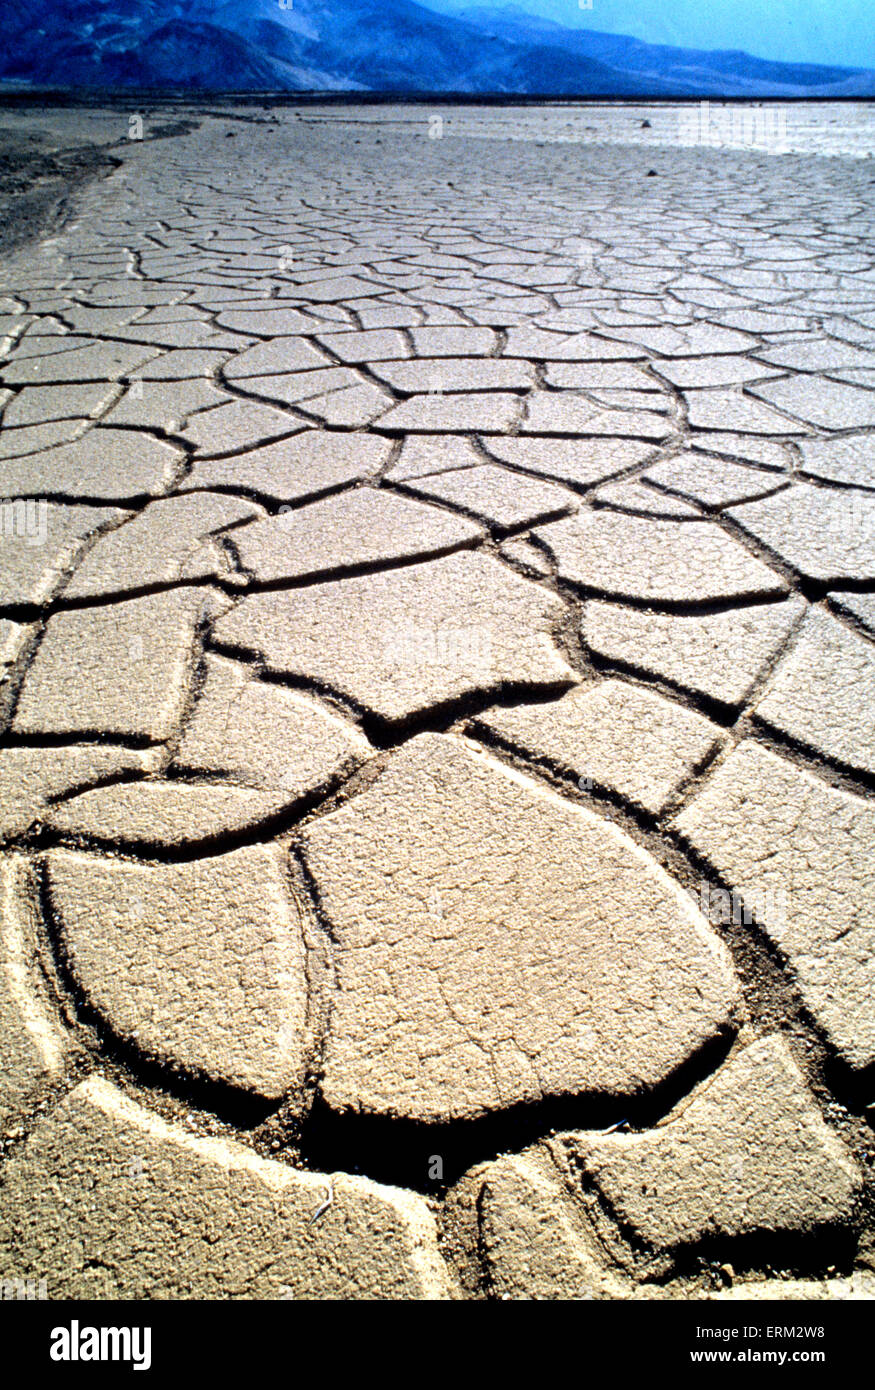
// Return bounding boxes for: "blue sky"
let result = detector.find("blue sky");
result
[422,0,875,70]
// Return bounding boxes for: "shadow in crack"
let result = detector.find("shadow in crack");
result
[294,1024,737,1195]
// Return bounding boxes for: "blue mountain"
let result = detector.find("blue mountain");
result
[2,0,873,95]
[427,1,875,73]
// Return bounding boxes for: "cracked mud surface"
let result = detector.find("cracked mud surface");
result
[0,101,874,1302]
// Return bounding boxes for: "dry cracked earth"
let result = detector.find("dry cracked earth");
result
[0,102,874,1302]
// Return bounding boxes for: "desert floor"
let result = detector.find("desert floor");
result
[0,100,873,1301]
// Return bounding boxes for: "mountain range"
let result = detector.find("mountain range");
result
[427,1,875,72]
[3,0,874,96]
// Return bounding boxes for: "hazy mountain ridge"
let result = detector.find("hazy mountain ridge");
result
[2,0,873,95]
[429,0,875,71]
[454,5,872,90]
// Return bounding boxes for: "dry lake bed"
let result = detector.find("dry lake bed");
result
[0,100,873,1301]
